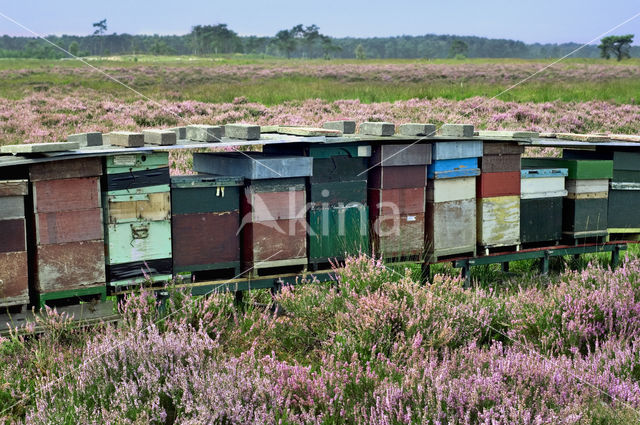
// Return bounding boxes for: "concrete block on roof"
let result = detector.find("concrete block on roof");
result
[440,124,475,137]
[186,125,223,142]
[168,126,187,140]
[359,122,395,136]
[105,131,144,148]
[225,124,261,140]
[323,120,356,134]
[398,123,436,137]
[67,132,103,147]
[143,129,177,146]
[1,141,79,154]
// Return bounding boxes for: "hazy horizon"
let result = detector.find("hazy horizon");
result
[1,0,639,45]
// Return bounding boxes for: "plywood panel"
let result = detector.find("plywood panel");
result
[0,196,25,219]
[106,192,171,223]
[172,211,240,269]
[368,187,425,215]
[520,197,563,243]
[426,177,475,202]
[36,241,105,293]
[33,177,100,213]
[0,218,26,253]
[477,196,520,247]
[36,208,103,245]
[371,213,425,258]
[242,190,306,221]
[426,199,476,257]
[242,219,307,264]
[30,157,102,181]
[105,220,172,264]
[0,251,29,301]
[477,172,520,198]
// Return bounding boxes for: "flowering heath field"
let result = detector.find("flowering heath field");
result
[0,254,639,424]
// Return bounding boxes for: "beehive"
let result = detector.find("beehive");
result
[0,180,29,308]
[520,168,568,244]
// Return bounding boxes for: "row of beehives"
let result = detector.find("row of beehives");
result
[0,140,638,309]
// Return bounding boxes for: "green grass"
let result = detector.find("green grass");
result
[1,56,640,104]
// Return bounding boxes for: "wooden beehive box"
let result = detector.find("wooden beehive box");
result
[425,177,477,259]
[369,143,432,167]
[368,165,427,189]
[432,140,483,160]
[102,153,172,287]
[563,197,608,237]
[477,195,520,248]
[607,182,640,230]
[520,168,568,199]
[368,187,425,216]
[521,158,613,180]
[519,168,567,244]
[241,178,309,272]
[308,205,370,264]
[480,142,524,173]
[29,158,106,297]
[171,175,243,274]
[563,149,640,183]
[371,212,425,259]
[427,158,480,179]
[0,180,29,308]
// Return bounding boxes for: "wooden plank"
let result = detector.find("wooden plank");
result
[426,198,476,257]
[30,157,102,181]
[242,219,307,264]
[277,126,341,137]
[0,251,29,302]
[0,196,25,219]
[482,142,525,155]
[565,179,609,194]
[242,190,306,221]
[308,206,369,261]
[480,154,521,173]
[36,208,103,245]
[556,133,610,142]
[427,158,480,179]
[368,165,427,189]
[520,197,563,244]
[609,134,640,143]
[477,172,521,198]
[105,192,171,224]
[0,180,27,197]
[477,196,520,247]
[371,213,425,258]
[33,177,100,213]
[426,177,475,202]
[105,220,172,265]
[309,180,367,207]
[432,140,482,160]
[370,144,432,167]
[563,198,608,233]
[193,152,313,180]
[172,211,240,269]
[0,219,26,253]
[36,241,105,293]
[368,187,425,215]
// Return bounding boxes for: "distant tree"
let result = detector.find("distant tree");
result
[92,19,107,56]
[599,35,634,61]
[301,24,320,58]
[68,41,79,56]
[190,24,240,55]
[275,29,297,58]
[449,39,468,58]
[355,43,366,60]
[320,35,341,59]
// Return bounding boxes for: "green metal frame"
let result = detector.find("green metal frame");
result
[37,285,107,309]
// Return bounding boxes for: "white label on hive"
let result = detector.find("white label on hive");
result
[407,215,416,222]
[113,155,136,166]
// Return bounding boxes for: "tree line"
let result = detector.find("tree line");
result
[0,21,636,60]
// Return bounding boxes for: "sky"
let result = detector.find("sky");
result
[1,0,639,45]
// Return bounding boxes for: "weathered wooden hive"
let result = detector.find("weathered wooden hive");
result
[170,175,244,277]
[0,180,29,308]
[522,157,613,239]
[426,140,481,260]
[102,152,173,287]
[30,158,106,305]
[194,152,312,275]
[369,143,431,260]
[520,168,568,244]
[476,142,523,250]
